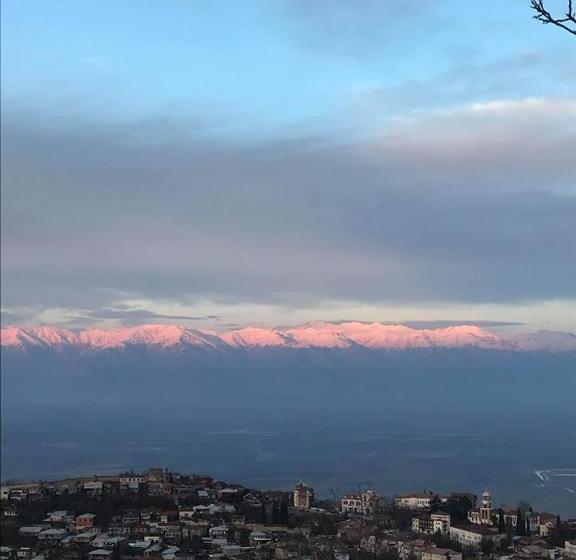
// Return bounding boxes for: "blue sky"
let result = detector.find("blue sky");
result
[3,0,573,131]
[1,0,575,331]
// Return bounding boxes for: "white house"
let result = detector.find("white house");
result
[449,525,505,551]
[421,548,462,560]
[395,492,442,510]
[341,490,379,514]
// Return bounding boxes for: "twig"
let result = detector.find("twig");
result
[530,0,576,36]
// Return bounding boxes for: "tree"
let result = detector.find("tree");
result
[445,495,474,523]
[517,500,530,512]
[429,494,442,513]
[515,508,525,536]
[531,1,576,36]
[497,510,507,533]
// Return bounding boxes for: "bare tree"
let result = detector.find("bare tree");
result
[531,0,576,36]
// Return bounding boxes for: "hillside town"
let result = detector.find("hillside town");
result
[1,468,575,560]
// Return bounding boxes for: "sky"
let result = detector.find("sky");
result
[1,0,575,333]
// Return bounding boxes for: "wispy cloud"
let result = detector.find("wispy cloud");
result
[75,308,220,324]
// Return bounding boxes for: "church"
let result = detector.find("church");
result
[467,490,494,525]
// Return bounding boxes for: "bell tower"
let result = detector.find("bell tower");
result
[480,490,493,525]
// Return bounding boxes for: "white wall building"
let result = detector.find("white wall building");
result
[293,483,314,511]
[449,525,505,551]
[422,548,462,560]
[395,493,440,510]
[341,490,379,514]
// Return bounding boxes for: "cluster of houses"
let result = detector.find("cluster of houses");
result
[1,468,575,560]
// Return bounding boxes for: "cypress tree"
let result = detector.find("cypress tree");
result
[515,508,525,536]
[497,510,506,533]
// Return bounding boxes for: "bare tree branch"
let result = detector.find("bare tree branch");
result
[531,0,576,35]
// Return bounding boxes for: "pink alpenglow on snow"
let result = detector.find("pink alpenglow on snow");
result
[220,327,289,347]
[1,322,575,352]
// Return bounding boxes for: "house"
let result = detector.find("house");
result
[119,472,146,491]
[75,513,96,530]
[395,492,440,510]
[241,493,262,507]
[160,523,182,542]
[121,511,140,524]
[107,523,132,537]
[147,468,168,482]
[293,483,314,511]
[73,529,101,544]
[207,503,235,515]
[161,546,180,560]
[128,541,150,551]
[91,535,125,549]
[192,505,210,515]
[18,527,47,538]
[398,539,434,559]
[171,485,195,498]
[431,513,451,535]
[2,507,18,518]
[8,489,29,502]
[208,525,229,539]
[540,513,559,536]
[412,513,451,535]
[132,524,148,537]
[178,509,195,520]
[497,505,540,534]
[81,482,103,496]
[60,535,76,548]
[143,534,163,545]
[37,529,68,543]
[181,522,209,539]
[341,490,379,514]
[87,550,113,560]
[249,531,271,545]
[218,487,240,499]
[141,508,160,522]
[160,511,178,524]
[449,525,505,551]
[58,552,81,560]
[45,510,73,524]
[144,544,163,557]
[421,548,462,560]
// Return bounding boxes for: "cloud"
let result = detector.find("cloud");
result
[1,97,575,319]
[348,52,576,119]
[0,310,22,326]
[74,308,220,324]
[396,320,525,329]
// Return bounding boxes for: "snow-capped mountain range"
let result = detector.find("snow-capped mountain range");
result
[2,322,575,352]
